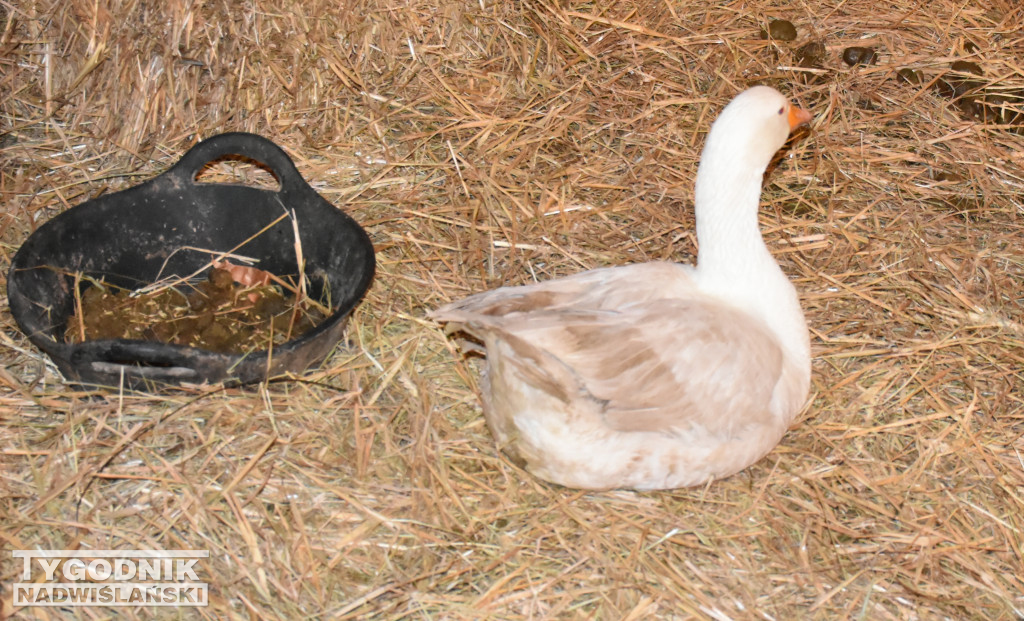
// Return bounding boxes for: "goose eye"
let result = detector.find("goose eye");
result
[777,106,785,115]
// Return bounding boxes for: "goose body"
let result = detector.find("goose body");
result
[431,86,813,490]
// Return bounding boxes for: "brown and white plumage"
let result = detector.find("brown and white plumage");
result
[431,86,813,490]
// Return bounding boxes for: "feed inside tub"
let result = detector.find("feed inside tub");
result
[65,265,327,354]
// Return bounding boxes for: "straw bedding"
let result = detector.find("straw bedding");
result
[2,0,1023,618]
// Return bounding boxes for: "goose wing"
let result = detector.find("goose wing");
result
[432,265,785,436]
[493,298,784,435]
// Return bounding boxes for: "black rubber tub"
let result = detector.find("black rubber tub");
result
[7,132,375,390]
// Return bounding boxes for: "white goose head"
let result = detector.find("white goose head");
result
[699,85,812,176]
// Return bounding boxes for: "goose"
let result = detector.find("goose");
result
[430,86,813,490]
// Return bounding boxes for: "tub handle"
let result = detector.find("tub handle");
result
[70,340,218,384]
[166,132,310,197]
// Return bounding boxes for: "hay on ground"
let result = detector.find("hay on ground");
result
[1,0,1023,618]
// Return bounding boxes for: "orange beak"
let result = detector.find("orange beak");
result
[788,104,813,130]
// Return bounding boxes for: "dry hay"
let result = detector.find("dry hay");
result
[2,0,1023,619]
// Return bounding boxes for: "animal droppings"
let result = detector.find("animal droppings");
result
[763,19,797,41]
[896,68,923,84]
[842,46,877,66]
[796,41,827,67]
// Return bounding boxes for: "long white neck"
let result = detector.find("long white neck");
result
[692,146,810,372]
[694,164,774,278]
